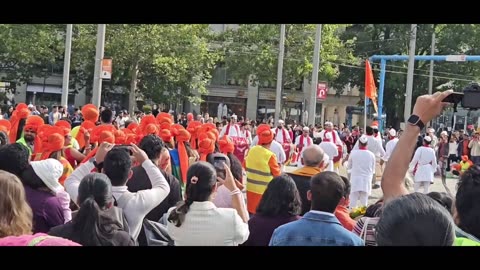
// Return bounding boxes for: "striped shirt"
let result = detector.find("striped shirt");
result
[352,217,380,246]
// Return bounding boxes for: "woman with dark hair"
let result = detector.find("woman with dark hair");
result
[427,192,453,214]
[244,174,301,246]
[167,161,249,246]
[375,193,455,246]
[3,106,13,120]
[49,173,134,246]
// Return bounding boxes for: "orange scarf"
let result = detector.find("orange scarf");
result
[176,129,191,184]
[290,166,322,177]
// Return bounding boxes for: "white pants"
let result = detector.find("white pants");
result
[350,191,368,208]
[414,182,431,194]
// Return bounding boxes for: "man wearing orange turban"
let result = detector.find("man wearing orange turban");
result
[197,133,215,162]
[17,115,44,156]
[244,124,281,214]
[187,121,201,150]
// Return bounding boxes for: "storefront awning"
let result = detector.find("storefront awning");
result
[27,84,62,94]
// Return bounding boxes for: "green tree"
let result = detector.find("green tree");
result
[70,24,220,113]
[334,24,480,126]
[217,24,355,90]
[0,24,65,85]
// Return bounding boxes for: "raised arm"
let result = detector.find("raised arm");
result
[381,90,452,202]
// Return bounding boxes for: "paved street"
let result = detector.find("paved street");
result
[284,165,458,205]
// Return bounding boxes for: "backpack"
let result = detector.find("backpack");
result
[114,191,174,246]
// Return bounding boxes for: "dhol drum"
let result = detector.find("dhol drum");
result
[332,144,343,169]
[231,136,249,164]
[283,143,295,163]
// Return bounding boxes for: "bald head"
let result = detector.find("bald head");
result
[303,145,325,167]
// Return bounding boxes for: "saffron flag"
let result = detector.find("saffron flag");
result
[365,59,378,113]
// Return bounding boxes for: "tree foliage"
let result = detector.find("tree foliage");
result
[217,24,355,89]
[334,24,480,126]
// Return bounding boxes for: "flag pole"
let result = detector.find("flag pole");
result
[364,95,367,132]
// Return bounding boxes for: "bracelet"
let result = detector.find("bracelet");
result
[230,189,241,196]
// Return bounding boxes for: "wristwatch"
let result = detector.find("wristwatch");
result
[407,115,424,130]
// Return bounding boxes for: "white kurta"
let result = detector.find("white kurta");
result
[240,130,252,145]
[409,146,437,183]
[319,141,338,172]
[318,130,342,146]
[295,135,313,166]
[274,128,291,144]
[347,149,376,193]
[383,138,399,162]
[219,124,242,138]
[353,135,386,159]
[294,135,313,150]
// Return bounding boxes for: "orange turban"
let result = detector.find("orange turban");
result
[219,135,235,155]
[80,127,115,164]
[81,104,99,122]
[0,119,11,134]
[114,130,126,145]
[34,126,65,161]
[187,121,201,149]
[175,128,191,184]
[125,133,137,145]
[99,131,115,144]
[24,115,44,133]
[9,103,31,143]
[76,120,96,149]
[90,124,116,144]
[156,112,173,125]
[160,129,173,145]
[139,115,158,136]
[160,122,172,132]
[197,133,215,161]
[257,124,274,145]
[126,122,138,133]
[54,120,71,136]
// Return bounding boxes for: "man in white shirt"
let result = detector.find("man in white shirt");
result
[383,128,399,163]
[319,132,338,172]
[371,125,383,147]
[409,136,437,194]
[353,126,386,189]
[115,110,130,129]
[219,115,242,138]
[273,119,291,145]
[65,143,170,241]
[347,135,376,208]
[251,132,286,170]
[318,122,342,147]
[295,126,313,163]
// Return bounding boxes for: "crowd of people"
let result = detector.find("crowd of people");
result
[0,90,479,246]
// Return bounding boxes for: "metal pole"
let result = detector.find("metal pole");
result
[427,26,436,127]
[92,24,106,107]
[274,24,286,124]
[404,24,417,122]
[61,24,73,109]
[308,24,322,126]
[378,59,386,131]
